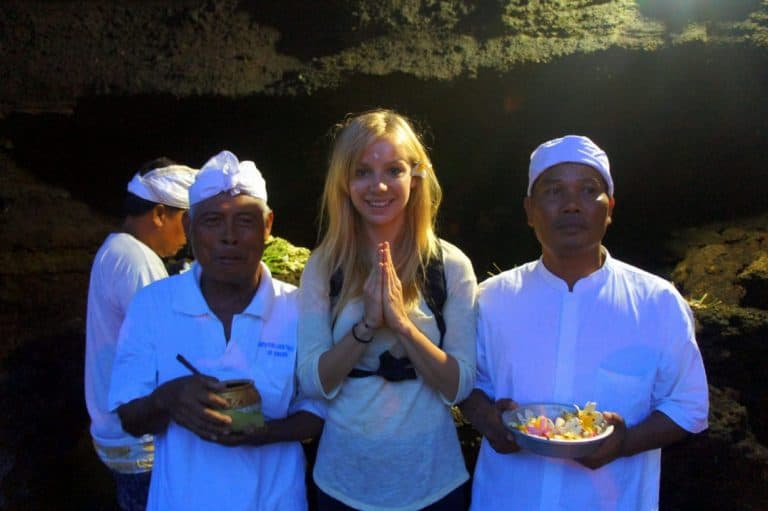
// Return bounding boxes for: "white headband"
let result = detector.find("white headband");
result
[189,150,267,206]
[126,164,199,209]
[528,135,613,196]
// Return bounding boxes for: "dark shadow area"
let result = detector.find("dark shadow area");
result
[4,44,768,280]
[659,430,766,511]
[0,330,118,510]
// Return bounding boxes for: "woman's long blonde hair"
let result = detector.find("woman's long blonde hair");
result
[316,109,443,319]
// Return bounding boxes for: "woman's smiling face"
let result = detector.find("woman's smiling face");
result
[348,136,416,238]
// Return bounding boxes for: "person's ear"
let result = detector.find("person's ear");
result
[263,210,274,241]
[607,196,616,226]
[523,196,534,227]
[182,210,192,239]
[152,204,166,227]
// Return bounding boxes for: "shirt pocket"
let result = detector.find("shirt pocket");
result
[253,340,297,420]
[594,367,652,426]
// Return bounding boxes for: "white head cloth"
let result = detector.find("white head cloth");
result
[189,150,267,206]
[528,135,613,196]
[126,164,199,209]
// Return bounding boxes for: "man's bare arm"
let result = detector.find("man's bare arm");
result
[579,410,691,469]
[117,375,229,439]
[459,389,519,454]
[217,411,324,447]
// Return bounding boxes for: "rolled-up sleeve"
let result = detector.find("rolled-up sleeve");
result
[439,242,478,405]
[652,290,709,433]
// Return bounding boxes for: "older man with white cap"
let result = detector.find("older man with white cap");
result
[108,150,324,511]
[460,135,709,510]
[85,157,198,511]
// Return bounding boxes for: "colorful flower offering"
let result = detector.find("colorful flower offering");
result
[516,402,608,440]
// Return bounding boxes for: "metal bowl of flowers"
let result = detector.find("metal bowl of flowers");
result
[501,402,614,459]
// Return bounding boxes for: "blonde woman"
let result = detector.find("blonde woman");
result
[297,109,477,511]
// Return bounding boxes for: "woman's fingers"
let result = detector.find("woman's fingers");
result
[364,263,379,292]
[363,263,383,328]
[379,247,409,330]
[379,241,389,265]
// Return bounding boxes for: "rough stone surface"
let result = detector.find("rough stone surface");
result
[670,213,768,306]
[2,0,768,115]
[665,217,768,509]
[737,253,768,309]
[659,385,768,511]
[0,151,111,361]
[669,216,767,444]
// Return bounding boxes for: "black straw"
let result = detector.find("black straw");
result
[176,353,201,375]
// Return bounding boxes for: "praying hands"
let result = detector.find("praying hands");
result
[361,241,412,337]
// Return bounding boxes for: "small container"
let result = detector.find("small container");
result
[217,379,264,432]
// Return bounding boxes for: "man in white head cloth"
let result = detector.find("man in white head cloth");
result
[460,135,709,510]
[108,150,324,511]
[85,157,198,511]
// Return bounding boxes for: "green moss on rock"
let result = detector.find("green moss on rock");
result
[262,236,311,286]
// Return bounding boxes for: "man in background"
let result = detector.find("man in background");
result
[85,158,198,510]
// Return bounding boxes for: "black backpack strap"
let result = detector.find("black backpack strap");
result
[348,368,376,378]
[328,267,343,331]
[329,267,343,304]
[421,242,447,348]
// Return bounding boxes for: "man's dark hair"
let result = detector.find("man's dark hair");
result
[123,157,179,217]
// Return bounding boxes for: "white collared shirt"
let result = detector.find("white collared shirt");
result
[471,250,708,511]
[85,233,166,472]
[109,262,323,511]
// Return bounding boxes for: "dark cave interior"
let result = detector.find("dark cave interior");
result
[4,43,767,279]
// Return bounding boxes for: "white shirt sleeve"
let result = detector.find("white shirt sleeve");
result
[438,241,478,405]
[651,287,709,433]
[108,286,160,411]
[473,295,496,401]
[296,254,340,400]
[108,235,168,314]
